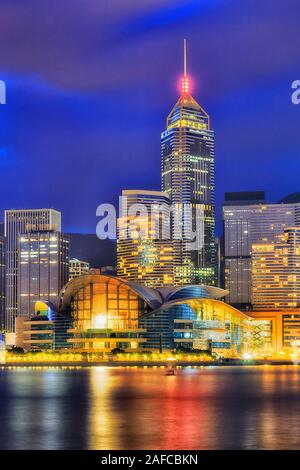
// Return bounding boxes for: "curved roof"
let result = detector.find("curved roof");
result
[140,297,251,322]
[58,274,163,312]
[158,285,228,303]
[58,274,230,314]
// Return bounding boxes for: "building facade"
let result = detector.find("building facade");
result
[59,274,151,351]
[223,192,300,307]
[55,274,250,355]
[69,258,90,280]
[18,230,69,319]
[4,209,61,331]
[139,292,250,356]
[161,42,216,286]
[252,227,300,310]
[0,236,5,331]
[117,190,174,288]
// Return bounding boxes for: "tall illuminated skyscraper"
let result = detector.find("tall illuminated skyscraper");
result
[161,40,216,286]
[4,209,61,331]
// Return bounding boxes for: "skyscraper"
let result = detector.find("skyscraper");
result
[18,230,69,318]
[252,227,300,311]
[161,40,216,286]
[4,209,61,331]
[223,192,300,307]
[117,190,174,287]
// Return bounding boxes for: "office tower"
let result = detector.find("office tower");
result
[223,192,300,307]
[4,209,61,331]
[18,230,69,318]
[252,227,300,310]
[69,258,90,280]
[117,190,174,287]
[161,40,216,286]
[0,236,5,331]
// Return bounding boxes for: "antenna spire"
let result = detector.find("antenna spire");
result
[181,38,190,94]
[184,38,187,76]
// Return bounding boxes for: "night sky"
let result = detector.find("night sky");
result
[0,0,299,234]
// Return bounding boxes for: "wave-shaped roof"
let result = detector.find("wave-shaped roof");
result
[58,274,164,311]
[58,274,228,313]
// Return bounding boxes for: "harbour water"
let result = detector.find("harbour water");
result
[0,365,300,450]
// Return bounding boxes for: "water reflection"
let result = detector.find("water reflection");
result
[1,366,300,449]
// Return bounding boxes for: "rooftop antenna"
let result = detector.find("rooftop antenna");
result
[182,38,190,94]
[184,38,187,76]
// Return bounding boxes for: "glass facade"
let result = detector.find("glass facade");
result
[139,298,250,356]
[59,275,150,351]
[18,231,69,318]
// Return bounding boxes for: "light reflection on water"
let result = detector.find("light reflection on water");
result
[1,366,300,449]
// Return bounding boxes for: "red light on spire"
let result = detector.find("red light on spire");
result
[182,76,190,94]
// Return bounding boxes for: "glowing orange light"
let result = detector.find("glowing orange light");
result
[181,76,190,94]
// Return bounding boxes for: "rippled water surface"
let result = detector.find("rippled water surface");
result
[0,365,300,449]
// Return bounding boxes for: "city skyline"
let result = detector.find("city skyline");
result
[0,1,299,233]
[1,1,300,456]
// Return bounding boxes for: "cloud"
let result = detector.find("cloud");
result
[0,0,299,231]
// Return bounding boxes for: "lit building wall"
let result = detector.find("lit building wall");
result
[223,198,299,307]
[249,309,300,354]
[69,258,90,280]
[117,190,174,288]
[252,227,300,310]
[59,275,150,352]
[4,209,61,331]
[139,298,251,357]
[18,231,69,318]
[0,236,5,331]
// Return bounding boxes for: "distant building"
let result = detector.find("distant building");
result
[117,190,174,288]
[99,266,116,276]
[18,230,69,318]
[252,227,300,310]
[223,192,300,308]
[89,266,116,276]
[5,209,61,331]
[0,236,5,331]
[69,258,90,280]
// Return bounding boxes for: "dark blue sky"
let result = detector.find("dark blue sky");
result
[0,0,299,233]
